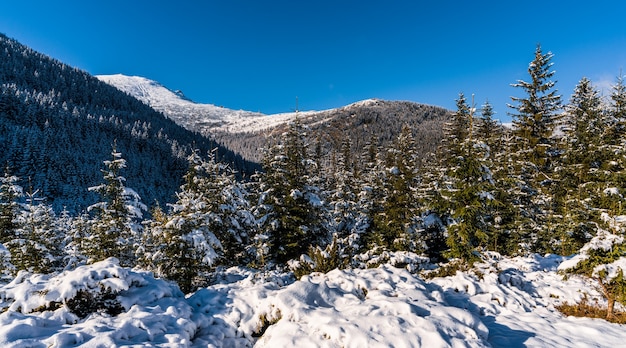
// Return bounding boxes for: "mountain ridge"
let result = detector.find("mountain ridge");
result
[98,74,451,164]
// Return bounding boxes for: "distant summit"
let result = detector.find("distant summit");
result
[99,74,451,165]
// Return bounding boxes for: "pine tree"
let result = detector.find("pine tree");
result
[327,139,360,245]
[558,77,608,254]
[417,94,476,261]
[198,149,254,266]
[475,100,502,154]
[9,188,63,274]
[508,44,562,253]
[509,44,562,168]
[369,125,420,252]
[0,166,21,245]
[255,120,327,265]
[442,95,495,262]
[141,151,225,293]
[84,145,146,266]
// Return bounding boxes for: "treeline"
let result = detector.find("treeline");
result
[1,45,626,313]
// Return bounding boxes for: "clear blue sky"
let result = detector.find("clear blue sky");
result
[1,1,625,121]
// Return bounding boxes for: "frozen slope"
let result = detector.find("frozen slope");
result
[96,74,315,135]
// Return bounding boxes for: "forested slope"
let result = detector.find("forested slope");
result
[0,33,253,212]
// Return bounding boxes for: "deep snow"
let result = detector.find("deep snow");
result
[0,253,625,347]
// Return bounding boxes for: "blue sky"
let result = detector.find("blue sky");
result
[1,1,625,121]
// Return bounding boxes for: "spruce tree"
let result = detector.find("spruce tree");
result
[369,125,420,252]
[140,151,233,293]
[84,145,146,266]
[9,188,63,274]
[508,44,562,253]
[255,119,327,265]
[0,167,21,245]
[442,95,495,262]
[327,139,360,245]
[558,77,608,254]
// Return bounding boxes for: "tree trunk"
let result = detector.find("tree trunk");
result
[607,297,615,320]
[598,277,615,320]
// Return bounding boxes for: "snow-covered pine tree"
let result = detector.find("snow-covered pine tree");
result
[8,187,63,274]
[369,124,420,252]
[608,73,626,142]
[559,227,626,320]
[0,166,21,244]
[415,152,448,262]
[442,95,496,262]
[83,145,146,267]
[416,94,476,261]
[557,77,609,254]
[327,139,360,249]
[588,75,626,239]
[508,44,562,254]
[474,100,519,255]
[353,135,385,253]
[141,151,224,293]
[199,149,254,266]
[255,119,327,265]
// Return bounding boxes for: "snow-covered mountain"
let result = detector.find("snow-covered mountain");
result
[96,74,315,135]
[97,74,451,164]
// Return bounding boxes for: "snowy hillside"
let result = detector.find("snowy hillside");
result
[96,74,318,134]
[1,254,625,347]
[97,74,450,165]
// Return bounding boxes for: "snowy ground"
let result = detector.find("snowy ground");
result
[0,254,624,347]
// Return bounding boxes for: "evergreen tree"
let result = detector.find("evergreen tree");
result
[558,77,608,254]
[255,120,327,265]
[509,44,562,168]
[9,188,63,274]
[327,139,360,246]
[508,44,562,253]
[83,145,146,266]
[197,150,254,266]
[353,136,384,252]
[141,151,224,293]
[369,125,420,252]
[442,95,495,262]
[0,166,21,244]
[475,100,503,154]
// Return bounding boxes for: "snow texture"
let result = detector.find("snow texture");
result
[1,254,626,346]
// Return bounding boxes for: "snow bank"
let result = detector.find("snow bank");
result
[2,254,626,346]
[0,258,195,347]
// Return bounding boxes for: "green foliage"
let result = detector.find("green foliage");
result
[439,95,497,262]
[256,120,328,265]
[562,229,626,319]
[0,167,21,245]
[292,235,351,278]
[507,44,564,254]
[8,190,63,274]
[66,285,125,318]
[367,125,420,252]
[140,151,227,293]
[82,146,145,267]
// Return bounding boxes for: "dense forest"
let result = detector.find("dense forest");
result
[210,99,450,166]
[0,33,254,212]
[2,39,626,318]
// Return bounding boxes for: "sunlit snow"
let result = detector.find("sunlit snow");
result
[1,254,626,347]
